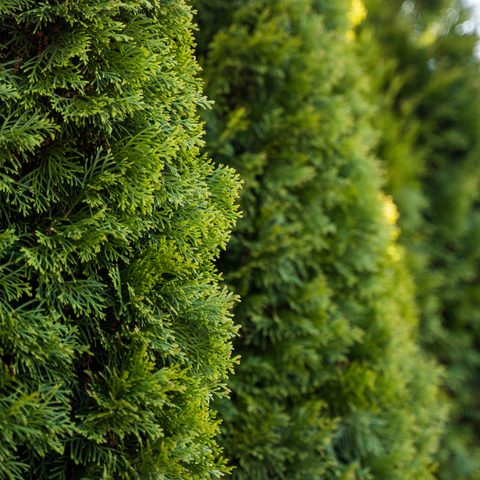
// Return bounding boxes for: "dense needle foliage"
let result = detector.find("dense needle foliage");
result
[358,1,480,477]
[193,0,446,478]
[0,1,240,479]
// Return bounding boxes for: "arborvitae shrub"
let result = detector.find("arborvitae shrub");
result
[0,1,240,478]
[358,1,480,477]
[193,0,447,478]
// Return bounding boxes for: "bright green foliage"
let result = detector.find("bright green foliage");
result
[357,1,480,478]
[0,1,240,478]
[193,0,446,478]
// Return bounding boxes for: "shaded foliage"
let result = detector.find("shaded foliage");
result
[193,0,446,478]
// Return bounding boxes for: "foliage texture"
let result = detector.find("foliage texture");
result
[0,1,240,479]
[193,0,447,478]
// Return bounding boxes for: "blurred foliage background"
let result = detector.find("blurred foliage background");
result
[358,1,480,477]
[193,0,480,478]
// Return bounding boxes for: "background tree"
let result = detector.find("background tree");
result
[193,0,447,478]
[0,1,240,478]
[357,1,480,478]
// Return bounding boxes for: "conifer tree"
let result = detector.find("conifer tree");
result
[193,0,446,478]
[0,1,240,478]
[357,1,480,477]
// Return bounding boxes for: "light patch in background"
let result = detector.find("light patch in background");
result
[461,0,480,60]
[346,0,367,41]
[463,0,480,26]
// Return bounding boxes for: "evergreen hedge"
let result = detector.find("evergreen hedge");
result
[358,1,480,477]
[0,1,240,478]
[194,0,446,478]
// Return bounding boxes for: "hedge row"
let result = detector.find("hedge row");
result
[358,1,480,477]
[194,0,446,478]
[3,0,475,479]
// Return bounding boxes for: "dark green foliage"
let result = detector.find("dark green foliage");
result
[357,1,480,478]
[193,0,446,478]
[0,1,240,478]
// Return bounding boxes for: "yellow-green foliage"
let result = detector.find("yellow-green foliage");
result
[358,1,480,477]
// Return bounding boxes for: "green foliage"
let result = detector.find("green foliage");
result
[193,0,446,478]
[357,1,480,478]
[0,1,240,478]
